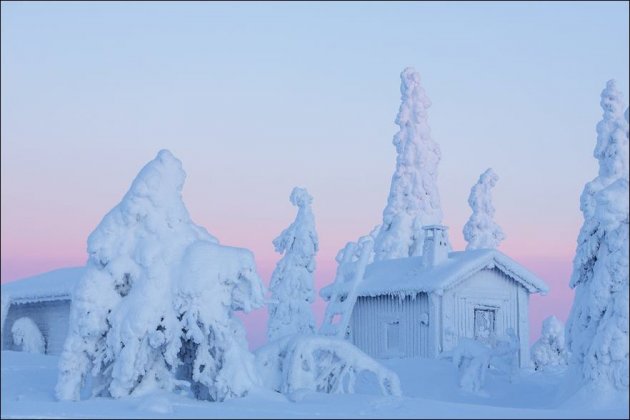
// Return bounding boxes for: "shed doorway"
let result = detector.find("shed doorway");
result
[386,320,401,356]
[474,308,496,344]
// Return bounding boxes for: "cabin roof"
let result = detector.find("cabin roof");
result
[1,267,85,304]
[355,248,549,297]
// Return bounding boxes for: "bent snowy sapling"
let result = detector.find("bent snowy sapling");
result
[267,187,318,342]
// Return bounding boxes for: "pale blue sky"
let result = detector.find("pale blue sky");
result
[2,0,628,265]
[1,2,628,346]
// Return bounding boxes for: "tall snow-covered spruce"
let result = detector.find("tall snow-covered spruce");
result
[373,67,444,261]
[56,150,265,402]
[267,187,318,342]
[566,80,629,393]
[463,168,505,250]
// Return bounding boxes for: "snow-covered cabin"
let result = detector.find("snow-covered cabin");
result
[1,267,84,354]
[339,226,548,367]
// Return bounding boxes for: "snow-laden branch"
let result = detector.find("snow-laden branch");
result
[256,335,402,397]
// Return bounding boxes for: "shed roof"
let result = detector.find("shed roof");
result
[1,267,85,304]
[356,248,549,297]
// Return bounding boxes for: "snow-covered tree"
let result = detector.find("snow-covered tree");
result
[267,187,319,342]
[255,335,401,397]
[566,80,629,392]
[11,317,45,354]
[373,67,444,261]
[463,168,505,250]
[531,316,569,371]
[56,150,265,402]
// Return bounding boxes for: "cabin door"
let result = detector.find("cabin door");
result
[474,308,496,344]
[385,320,401,357]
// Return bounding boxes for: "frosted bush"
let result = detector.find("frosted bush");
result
[531,316,569,372]
[12,317,45,354]
[450,338,491,393]
[267,187,318,342]
[447,330,519,392]
[256,335,402,397]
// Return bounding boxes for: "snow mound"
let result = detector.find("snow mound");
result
[136,394,174,414]
[11,317,45,354]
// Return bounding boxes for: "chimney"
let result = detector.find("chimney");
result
[422,225,449,267]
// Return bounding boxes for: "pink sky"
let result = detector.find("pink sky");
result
[0,163,580,349]
[0,242,576,349]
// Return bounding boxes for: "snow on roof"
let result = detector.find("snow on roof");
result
[1,267,85,304]
[356,249,549,297]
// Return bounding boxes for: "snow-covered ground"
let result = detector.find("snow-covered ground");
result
[2,350,627,419]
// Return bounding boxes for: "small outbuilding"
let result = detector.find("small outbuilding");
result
[322,225,549,367]
[1,267,84,355]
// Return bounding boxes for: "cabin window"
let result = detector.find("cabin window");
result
[474,308,496,343]
[386,320,401,355]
